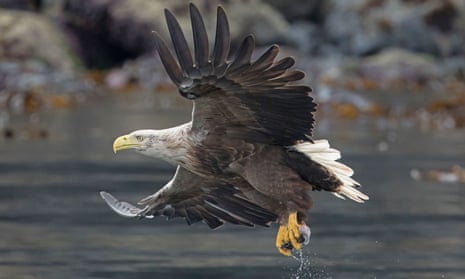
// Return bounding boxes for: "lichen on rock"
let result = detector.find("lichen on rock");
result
[0,8,78,73]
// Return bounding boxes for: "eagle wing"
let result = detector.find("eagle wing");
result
[102,166,277,229]
[154,4,316,146]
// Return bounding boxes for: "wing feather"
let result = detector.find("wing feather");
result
[227,35,254,74]
[164,8,198,77]
[194,206,224,229]
[152,32,185,86]
[184,207,203,225]
[137,167,277,228]
[156,4,316,145]
[212,6,230,68]
[189,3,210,73]
[246,45,279,72]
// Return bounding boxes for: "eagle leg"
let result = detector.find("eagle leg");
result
[275,212,311,256]
[276,225,292,256]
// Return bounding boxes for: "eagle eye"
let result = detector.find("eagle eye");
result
[135,135,144,142]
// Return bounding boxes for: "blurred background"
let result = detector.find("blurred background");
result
[1,0,464,278]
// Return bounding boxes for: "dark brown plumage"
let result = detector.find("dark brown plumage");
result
[103,3,368,256]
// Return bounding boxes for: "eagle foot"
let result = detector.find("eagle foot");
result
[275,212,311,256]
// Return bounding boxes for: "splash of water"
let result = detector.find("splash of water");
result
[290,250,310,279]
[287,250,327,279]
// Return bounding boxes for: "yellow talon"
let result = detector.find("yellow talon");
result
[276,225,292,256]
[275,212,309,256]
[287,212,302,251]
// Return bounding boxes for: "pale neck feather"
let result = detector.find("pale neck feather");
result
[136,123,192,165]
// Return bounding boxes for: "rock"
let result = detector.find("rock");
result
[63,0,289,68]
[267,0,327,23]
[0,9,78,73]
[358,48,438,82]
[0,0,42,11]
[441,56,465,80]
[324,0,465,56]
[410,165,465,183]
[285,21,323,53]
[0,59,95,114]
[103,53,171,92]
[217,0,289,44]
[0,0,64,14]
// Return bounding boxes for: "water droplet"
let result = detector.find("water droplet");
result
[286,250,329,279]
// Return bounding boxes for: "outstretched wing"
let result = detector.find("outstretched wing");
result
[101,166,277,229]
[154,4,316,146]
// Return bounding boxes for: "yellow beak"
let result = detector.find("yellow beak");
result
[113,134,141,153]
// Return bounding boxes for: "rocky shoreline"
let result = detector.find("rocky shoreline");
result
[1,0,464,138]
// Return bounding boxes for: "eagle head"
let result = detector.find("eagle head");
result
[112,127,189,165]
[113,130,160,153]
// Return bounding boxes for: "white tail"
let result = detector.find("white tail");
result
[293,139,369,203]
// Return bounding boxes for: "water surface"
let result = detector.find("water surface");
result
[1,92,464,278]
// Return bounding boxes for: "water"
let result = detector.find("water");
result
[1,92,465,278]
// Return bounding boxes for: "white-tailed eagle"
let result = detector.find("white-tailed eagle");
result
[100,3,368,256]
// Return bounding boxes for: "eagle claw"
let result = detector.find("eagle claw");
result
[281,242,294,250]
[276,212,311,256]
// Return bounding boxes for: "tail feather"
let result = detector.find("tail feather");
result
[310,151,341,162]
[293,139,369,203]
[334,184,369,203]
[322,160,355,178]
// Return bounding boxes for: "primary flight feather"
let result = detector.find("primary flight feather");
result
[101,3,368,256]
